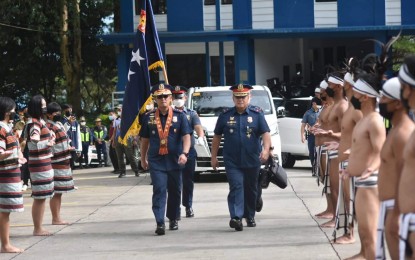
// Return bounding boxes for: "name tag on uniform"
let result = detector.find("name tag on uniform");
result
[227,116,236,125]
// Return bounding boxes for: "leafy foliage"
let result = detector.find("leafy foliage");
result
[0,0,116,114]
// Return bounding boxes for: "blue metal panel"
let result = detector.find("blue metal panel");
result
[205,43,211,86]
[120,0,134,33]
[167,0,203,31]
[274,0,314,28]
[234,39,255,85]
[233,0,252,29]
[402,0,415,25]
[116,45,130,91]
[219,42,225,85]
[216,0,221,30]
[101,26,415,45]
[338,0,384,26]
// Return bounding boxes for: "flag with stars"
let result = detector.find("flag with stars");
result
[119,0,165,145]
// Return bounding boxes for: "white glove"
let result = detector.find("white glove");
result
[196,136,205,146]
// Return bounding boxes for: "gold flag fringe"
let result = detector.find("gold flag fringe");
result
[148,60,165,71]
[118,95,154,146]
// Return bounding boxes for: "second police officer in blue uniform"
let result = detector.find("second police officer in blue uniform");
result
[171,86,205,218]
[211,84,272,231]
[139,84,192,235]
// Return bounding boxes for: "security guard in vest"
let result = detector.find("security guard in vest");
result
[79,116,92,168]
[92,117,108,167]
[139,84,192,236]
[211,84,272,231]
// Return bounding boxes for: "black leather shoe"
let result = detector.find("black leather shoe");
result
[246,218,256,227]
[229,218,243,231]
[135,171,140,177]
[256,197,263,212]
[118,172,126,178]
[185,207,194,218]
[155,224,165,235]
[169,220,178,230]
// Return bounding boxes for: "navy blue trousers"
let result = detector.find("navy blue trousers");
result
[225,167,260,220]
[150,168,182,224]
[307,134,315,166]
[181,157,196,209]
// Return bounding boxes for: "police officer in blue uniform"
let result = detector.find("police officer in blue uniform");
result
[301,97,321,175]
[139,84,192,235]
[211,84,272,231]
[172,86,205,218]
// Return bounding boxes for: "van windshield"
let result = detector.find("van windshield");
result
[191,90,272,116]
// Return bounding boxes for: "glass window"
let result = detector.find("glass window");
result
[210,56,235,86]
[315,0,337,2]
[283,100,311,118]
[166,54,206,87]
[204,0,215,5]
[135,0,167,14]
[191,90,272,116]
[222,0,232,4]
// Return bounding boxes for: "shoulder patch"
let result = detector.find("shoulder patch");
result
[144,109,156,116]
[173,108,183,113]
[248,105,263,113]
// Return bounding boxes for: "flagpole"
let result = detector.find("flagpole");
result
[162,66,169,85]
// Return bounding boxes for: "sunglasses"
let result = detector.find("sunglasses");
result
[156,95,171,99]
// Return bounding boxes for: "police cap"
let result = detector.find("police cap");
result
[230,84,253,97]
[151,84,173,97]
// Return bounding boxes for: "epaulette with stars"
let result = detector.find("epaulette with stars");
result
[248,105,263,113]
[173,108,184,113]
[144,109,156,115]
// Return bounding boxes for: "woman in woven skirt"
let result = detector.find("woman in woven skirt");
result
[0,97,26,253]
[46,102,75,225]
[27,95,54,236]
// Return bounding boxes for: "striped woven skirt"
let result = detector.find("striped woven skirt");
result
[29,158,54,199]
[52,159,75,193]
[0,168,23,212]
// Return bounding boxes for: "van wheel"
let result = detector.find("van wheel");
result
[282,153,296,168]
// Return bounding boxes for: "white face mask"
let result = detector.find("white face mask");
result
[80,122,86,126]
[117,111,122,116]
[173,99,185,108]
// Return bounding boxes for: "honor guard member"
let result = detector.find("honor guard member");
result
[211,84,272,231]
[172,86,205,218]
[139,84,192,236]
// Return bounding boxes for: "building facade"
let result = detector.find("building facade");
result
[102,0,415,91]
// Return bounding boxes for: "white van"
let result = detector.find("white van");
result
[187,85,282,176]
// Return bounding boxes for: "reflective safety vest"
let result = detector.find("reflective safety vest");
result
[80,127,91,142]
[94,128,104,139]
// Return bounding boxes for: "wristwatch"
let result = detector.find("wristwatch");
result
[182,152,189,157]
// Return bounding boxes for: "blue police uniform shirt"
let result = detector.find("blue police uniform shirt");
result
[301,108,319,127]
[181,107,201,159]
[214,105,270,168]
[139,108,192,171]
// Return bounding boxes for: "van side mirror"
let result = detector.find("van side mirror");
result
[277,107,285,118]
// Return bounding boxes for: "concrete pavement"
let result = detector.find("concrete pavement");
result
[4,161,362,260]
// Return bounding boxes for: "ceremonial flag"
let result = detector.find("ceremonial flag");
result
[119,0,165,145]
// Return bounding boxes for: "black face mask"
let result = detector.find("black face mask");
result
[65,111,71,117]
[53,114,62,122]
[8,111,16,121]
[400,86,411,112]
[42,107,47,114]
[379,103,394,121]
[325,87,335,98]
[321,95,327,101]
[351,96,361,110]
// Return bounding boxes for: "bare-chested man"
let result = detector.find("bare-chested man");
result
[316,72,348,229]
[345,74,386,260]
[328,70,363,244]
[375,77,415,259]
[397,56,415,259]
[311,80,335,220]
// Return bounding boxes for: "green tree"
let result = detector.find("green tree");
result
[392,36,415,72]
